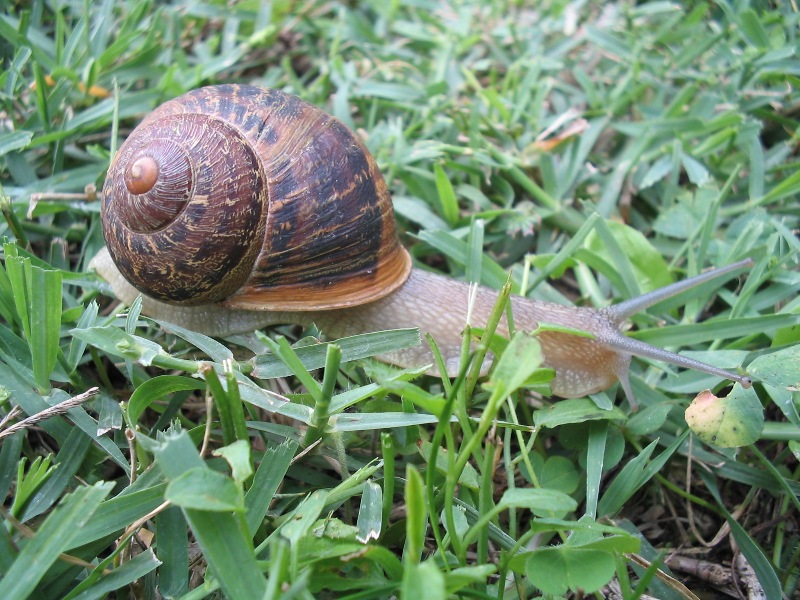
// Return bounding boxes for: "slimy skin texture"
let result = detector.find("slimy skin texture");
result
[92,248,752,404]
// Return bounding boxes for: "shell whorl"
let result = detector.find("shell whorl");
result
[101,84,411,310]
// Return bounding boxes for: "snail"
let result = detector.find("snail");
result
[92,84,753,406]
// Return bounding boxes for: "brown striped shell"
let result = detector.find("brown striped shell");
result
[101,85,411,310]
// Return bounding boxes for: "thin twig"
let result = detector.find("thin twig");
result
[686,436,716,547]
[126,428,137,486]
[27,184,99,218]
[627,553,702,600]
[0,387,99,440]
[665,554,737,597]
[199,391,214,458]
[119,500,171,543]
[0,405,23,430]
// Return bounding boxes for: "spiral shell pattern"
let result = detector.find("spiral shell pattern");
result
[101,85,411,310]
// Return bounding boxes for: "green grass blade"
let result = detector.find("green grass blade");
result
[224,368,248,443]
[402,561,446,600]
[0,430,24,502]
[465,218,485,284]
[250,328,420,379]
[156,319,234,363]
[433,162,459,226]
[65,548,161,600]
[21,427,92,521]
[303,343,341,446]
[0,523,17,572]
[244,440,297,536]
[417,229,516,292]
[201,364,238,446]
[633,314,800,347]
[0,245,62,393]
[0,363,129,472]
[155,506,189,598]
[4,244,31,341]
[356,480,383,543]
[584,421,608,519]
[148,430,267,599]
[126,375,204,429]
[69,481,167,549]
[380,432,395,531]
[0,244,19,327]
[598,431,689,517]
[70,325,200,372]
[66,301,98,373]
[0,482,113,599]
[28,264,62,393]
[258,336,322,401]
[403,464,426,565]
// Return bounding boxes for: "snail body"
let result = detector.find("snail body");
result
[95,85,753,404]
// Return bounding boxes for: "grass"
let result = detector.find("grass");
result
[1,0,799,598]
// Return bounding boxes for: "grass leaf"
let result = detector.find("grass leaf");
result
[149,431,267,598]
[250,329,420,379]
[0,482,113,599]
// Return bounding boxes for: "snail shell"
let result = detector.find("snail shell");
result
[101,84,411,310]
